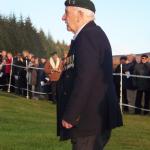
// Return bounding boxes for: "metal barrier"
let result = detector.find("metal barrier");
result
[0,62,150,113]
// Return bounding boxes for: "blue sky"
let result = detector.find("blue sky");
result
[0,0,150,55]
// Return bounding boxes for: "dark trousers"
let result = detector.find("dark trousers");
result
[0,74,7,91]
[122,88,129,112]
[71,130,111,150]
[116,85,129,112]
[51,81,58,103]
[135,90,150,115]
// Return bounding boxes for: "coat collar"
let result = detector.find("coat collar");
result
[69,21,96,55]
[72,21,96,40]
[75,21,96,39]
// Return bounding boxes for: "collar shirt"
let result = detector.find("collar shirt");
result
[73,22,88,40]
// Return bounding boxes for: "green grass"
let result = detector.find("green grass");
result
[0,91,150,150]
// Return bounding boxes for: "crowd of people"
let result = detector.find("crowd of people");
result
[0,50,150,114]
[114,54,150,115]
[0,50,66,103]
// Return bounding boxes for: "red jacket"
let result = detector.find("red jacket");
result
[5,58,12,74]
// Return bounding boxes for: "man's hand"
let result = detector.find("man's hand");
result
[62,120,73,129]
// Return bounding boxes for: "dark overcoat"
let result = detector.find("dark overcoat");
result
[57,21,123,140]
[133,62,150,91]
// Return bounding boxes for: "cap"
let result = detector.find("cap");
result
[65,0,96,13]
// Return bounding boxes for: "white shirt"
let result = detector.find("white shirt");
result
[73,23,88,40]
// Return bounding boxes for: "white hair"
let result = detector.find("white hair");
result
[76,7,95,20]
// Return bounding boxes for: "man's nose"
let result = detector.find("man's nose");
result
[62,14,66,21]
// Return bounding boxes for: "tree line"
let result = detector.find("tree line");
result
[0,14,69,57]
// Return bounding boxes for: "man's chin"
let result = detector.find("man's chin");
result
[66,26,72,32]
[67,28,71,32]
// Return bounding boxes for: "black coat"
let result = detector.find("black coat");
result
[125,61,137,90]
[133,62,150,91]
[57,21,123,140]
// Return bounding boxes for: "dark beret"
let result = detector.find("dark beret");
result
[64,0,96,13]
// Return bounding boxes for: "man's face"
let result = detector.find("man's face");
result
[41,58,46,63]
[2,51,7,57]
[127,55,135,63]
[141,57,148,63]
[53,54,58,61]
[31,58,35,63]
[62,6,80,33]
[120,59,126,64]
[7,53,12,59]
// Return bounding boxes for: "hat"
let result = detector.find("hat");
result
[65,0,96,13]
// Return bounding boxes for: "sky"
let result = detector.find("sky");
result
[0,0,150,55]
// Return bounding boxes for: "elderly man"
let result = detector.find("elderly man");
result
[57,0,123,150]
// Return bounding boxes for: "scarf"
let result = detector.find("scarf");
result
[50,57,60,69]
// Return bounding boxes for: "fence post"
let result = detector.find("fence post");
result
[26,59,29,99]
[8,58,13,93]
[120,64,123,114]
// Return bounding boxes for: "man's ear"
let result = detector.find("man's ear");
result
[77,10,84,23]
[78,10,84,18]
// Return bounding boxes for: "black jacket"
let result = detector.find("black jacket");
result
[57,21,123,140]
[133,62,150,90]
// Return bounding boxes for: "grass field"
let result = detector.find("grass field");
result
[0,91,150,150]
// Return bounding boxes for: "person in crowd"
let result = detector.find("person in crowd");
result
[28,56,38,99]
[44,52,62,104]
[0,50,7,90]
[17,54,27,96]
[37,58,47,99]
[125,54,137,89]
[0,51,2,61]
[114,56,129,112]
[12,53,22,94]
[0,51,3,90]
[22,50,30,66]
[61,51,68,66]
[124,54,137,112]
[4,52,13,91]
[133,54,150,115]
[20,50,30,97]
[11,51,20,92]
[57,1,123,150]
[28,53,34,61]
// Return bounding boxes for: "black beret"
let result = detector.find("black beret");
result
[65,0,96,13]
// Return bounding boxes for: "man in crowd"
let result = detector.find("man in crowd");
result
[114,56,129,112]
[57,0,123,150]
[125,54,137,112]
[133,54,150,115]
[37,58,47,99]
[0,50,7,90]
[44,52,62,104]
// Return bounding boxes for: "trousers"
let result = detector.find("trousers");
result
[71,130,111,150]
